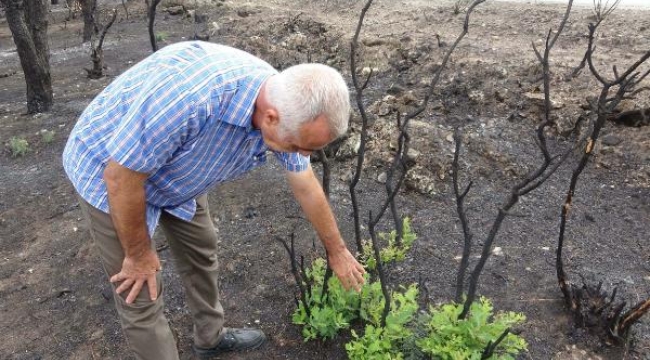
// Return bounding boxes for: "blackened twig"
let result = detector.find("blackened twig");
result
[276,234,310,317]
[368,211,391,327]
[480,328,511,359]
[452,128,474,303]
[460,0,573,320]
[349,0,376,255]
[317,149,331,199]
[145,0,162,52]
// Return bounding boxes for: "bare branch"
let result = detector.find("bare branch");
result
[368,211,391,327]
[452,128,474,302]
[276,234,310,317]
[349,0,376,254]
[481,328,511,359]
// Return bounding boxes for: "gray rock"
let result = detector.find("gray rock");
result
[601,134,622,146]
[387,84,405,96]
[405,148,420,165]
[336,133,361,160]
[165,6,185,15]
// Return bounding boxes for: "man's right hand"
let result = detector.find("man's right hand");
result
[110,248,161,304]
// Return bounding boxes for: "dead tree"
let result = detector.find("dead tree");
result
[570,0,621,78]
[350,0,488,326]
[556,16,650,345]
[85,9,117,79]
[145,0,162,52]
[348,0,376,255]
[121,0,128,20]
[277,233,312,316]
[1,0,53,113]
[454,0,576,319]
[78,0,97,42]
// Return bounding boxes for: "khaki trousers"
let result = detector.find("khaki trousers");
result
[78,194,224,360]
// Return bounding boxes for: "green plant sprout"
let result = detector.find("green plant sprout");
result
[155,32,168,42]
[291,258,360,340]
[347,284,419,360]
[362,217,416,270]
[9,137,30,157]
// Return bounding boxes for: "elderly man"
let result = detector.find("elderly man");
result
[62,41,365,360]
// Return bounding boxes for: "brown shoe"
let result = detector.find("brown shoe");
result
[193,328,266,358]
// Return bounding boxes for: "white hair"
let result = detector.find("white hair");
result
[265,63,350,140]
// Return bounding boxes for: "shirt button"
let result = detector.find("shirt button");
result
[253,156,258,161]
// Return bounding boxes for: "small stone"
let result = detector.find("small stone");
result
[377,172,387,184]
[90,329,104,341]
[386,84,405,96]
[601,134,622,146]
[165,6,184,15]
[494,89,508,102]
[492,247,503,256]
[405,148,420,165]
[335,133,361,160]
[469,90,484,103]
[541,247,550,251]
[236,9,251,17]
[445,134,454,143]
[377,102,392,116]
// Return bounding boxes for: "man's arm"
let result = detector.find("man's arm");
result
[285,165,365,291]
[103,160,161,304]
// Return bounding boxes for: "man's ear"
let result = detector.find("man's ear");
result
[263,108,280,127]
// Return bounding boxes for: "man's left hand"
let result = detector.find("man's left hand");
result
[328,248,366,292]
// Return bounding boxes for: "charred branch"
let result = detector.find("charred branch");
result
[481,328,510,360]
[452,128,474,303]
[85,8,117,79]
[570,1,620,77]
[459,0,574,320]
[145,0,162,52]
[277,234,311,317]
[317,149,331,198]
[368,211,391,327]
[349,0,376,255]
[556,12,650,344]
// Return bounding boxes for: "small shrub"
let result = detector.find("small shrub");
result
[9,137,29,157]
[416,297,528,360]
[40,129,55,143]
[347,284,419,360]
[155,32,168,42]
[291,258,361,340]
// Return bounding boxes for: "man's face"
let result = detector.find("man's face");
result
[263,115,333,156]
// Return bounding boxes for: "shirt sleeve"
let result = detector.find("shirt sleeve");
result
[104,74,198,174]
[273,151,310,172]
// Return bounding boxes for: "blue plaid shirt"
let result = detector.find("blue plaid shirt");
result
[63,41,309,235]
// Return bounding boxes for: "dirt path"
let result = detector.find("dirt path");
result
[1,0,649,359]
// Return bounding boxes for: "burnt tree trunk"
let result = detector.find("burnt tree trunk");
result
[78,0,97,42]
[145,0,161,52]
[86,9,117,79]
[1,0,53,113]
